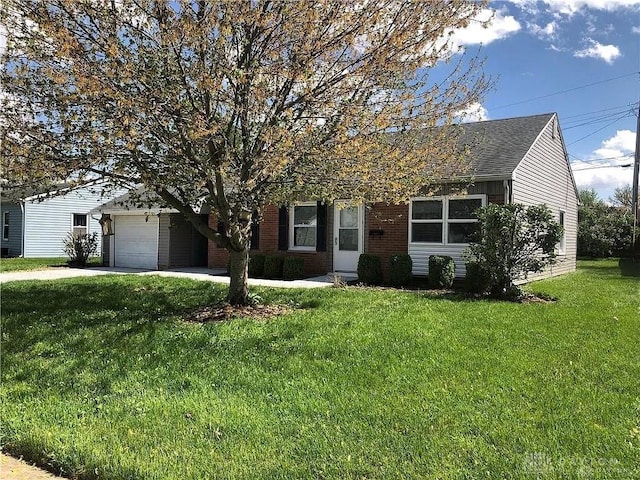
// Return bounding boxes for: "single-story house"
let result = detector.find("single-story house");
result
[0,182,125,258]
[91,191,209,270]
[208,112,579,280]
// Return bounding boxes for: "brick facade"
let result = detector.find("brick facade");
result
[365,203,409,278]
[208,204,330,276]
[208,190,505,278]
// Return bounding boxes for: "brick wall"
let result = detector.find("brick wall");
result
[365,203,409,278]
[208,204,329,276]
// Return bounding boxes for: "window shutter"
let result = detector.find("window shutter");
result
[316,201,327,252]
[250,212,260,250]
[278,207,288,251]
[217,221,226,238]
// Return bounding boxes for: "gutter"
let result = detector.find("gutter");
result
[20,201,25,257]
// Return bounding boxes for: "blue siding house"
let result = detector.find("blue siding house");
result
[0,182,125,258]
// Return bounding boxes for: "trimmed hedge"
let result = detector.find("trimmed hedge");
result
[248,254,265,278]
[283,256,305,280]
[263,255,284,279]
[464,260,491,293]
[428,255,455,289]
[357,253,383,285]
[389,254,413,287]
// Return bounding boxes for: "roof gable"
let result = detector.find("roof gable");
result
[457,113,555,179]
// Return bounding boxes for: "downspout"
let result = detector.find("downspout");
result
[503,180,512,205]
[20,201,25,257]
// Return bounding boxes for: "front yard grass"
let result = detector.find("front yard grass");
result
[1,260,638,479]
[0,256,101,272]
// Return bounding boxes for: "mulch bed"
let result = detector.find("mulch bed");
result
[184,303,293,323]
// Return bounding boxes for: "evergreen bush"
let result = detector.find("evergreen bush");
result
[357,253,383,285]
[248,254,265,277]
[389,254,413,287]
[263,255,284,279]
[428,255,455,288]
[283,256,305,280]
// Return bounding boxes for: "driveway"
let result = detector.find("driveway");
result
[0,266,346,288]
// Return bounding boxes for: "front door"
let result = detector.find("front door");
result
[333,202,363,272]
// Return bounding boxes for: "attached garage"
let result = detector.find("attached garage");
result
[114,215,159,269]
[94,190,209,270]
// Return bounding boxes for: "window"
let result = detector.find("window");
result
[290,203,317,250]
[2,212,9,241]
[411,199,443,243]
[558,211,565,254]
[447,197,483,244]
[72,213,88,236]
[410,195,484,244]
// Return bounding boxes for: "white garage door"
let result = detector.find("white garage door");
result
[114,215,159,269]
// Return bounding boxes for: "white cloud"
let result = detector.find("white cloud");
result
[512,0,640,16]
[455,102,489,123]
[528,20,558,39]
[632,26,640,33]
[573,39,621,63]
[448,8,521,48]
[571,130,636,194]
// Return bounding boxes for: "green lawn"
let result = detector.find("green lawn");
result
[0,257,101,272]
[1,260,638,479]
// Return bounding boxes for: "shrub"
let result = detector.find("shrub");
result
[283,256,305,280]
[263,255,284,279]
[578,189,635,258]
[464,203,562,299]
[63,232,98,267]
[464,260,490,294]
[388,254,413,287]
[357,253,383,285]
[428,255,455,288]
[248,254,265,277]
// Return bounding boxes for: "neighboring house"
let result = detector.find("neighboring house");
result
[91,191,209,270]
[209,112,579,280]
[0,182,125,258]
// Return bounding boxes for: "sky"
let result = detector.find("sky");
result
[448,0,640,203]
[1,1,637,203]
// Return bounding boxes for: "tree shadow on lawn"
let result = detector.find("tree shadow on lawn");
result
[1,278,315,401]
[2,279,224,392]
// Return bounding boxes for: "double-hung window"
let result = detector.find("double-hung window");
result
[72,213,88,236]
[290,203,317,250]
[410,195,484,244]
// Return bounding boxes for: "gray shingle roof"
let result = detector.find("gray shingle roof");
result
[457,112,555,179]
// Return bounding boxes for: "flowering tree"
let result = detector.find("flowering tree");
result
[1,0,489,304]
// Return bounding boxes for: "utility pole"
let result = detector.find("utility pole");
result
[633,99,640,249]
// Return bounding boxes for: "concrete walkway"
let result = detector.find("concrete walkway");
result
[1,453,65,480]
[0,266,355,288]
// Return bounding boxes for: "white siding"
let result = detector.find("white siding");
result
[512,115,578,279]
[409,243,468,277]
[23,186,123,258]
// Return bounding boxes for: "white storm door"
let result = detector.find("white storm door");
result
[333,202,363,272]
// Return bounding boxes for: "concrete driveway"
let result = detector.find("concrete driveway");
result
[0,266,345,288]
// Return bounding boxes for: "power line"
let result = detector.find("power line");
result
[491,71,639,110]
[561,101,639,121]
[566,113,630,146]
[572,163,633,172]
[563,109,636,130]
[568,153,633,163]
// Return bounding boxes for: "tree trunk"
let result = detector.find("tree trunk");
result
[227,247,250,305]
